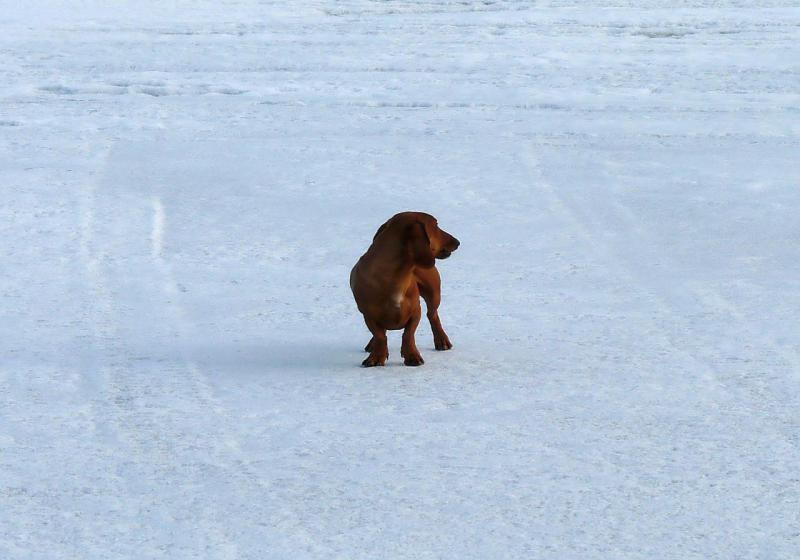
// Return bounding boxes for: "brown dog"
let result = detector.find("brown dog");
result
[350,212,460,367]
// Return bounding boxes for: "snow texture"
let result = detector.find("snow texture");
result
[2,1,800,558]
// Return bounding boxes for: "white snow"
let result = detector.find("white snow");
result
[2,1,800,558]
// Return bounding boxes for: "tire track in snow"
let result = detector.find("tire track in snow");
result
[522,146,719,386]
[523,143,799,450]
[146,195,319,552]
[609,186,800,383]
[78,151,241,558]
[607,171,800,382]
[598,161,800,448]
[77,158,190,555]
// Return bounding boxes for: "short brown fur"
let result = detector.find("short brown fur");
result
[350,212,460,367]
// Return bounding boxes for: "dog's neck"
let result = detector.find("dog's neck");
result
[363,237,416,285]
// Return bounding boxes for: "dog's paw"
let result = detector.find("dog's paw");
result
[434,333,452,351]
[403,353,425,367]
[362,353,387,367]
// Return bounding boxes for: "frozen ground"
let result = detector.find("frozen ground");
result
[2,1,800,558]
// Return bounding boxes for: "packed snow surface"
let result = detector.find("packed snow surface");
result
[2,1,799,558]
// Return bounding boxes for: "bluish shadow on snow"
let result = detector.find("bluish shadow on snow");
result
[172,339,362,375]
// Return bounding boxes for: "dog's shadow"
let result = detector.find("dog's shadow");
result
[173,339,362,376]
[131,333,457,375]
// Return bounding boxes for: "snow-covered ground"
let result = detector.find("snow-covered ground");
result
[2,1,800,558]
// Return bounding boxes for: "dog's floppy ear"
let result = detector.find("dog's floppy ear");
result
[407,221,435,268]
[372,219,390,242]
[420,217,438,247]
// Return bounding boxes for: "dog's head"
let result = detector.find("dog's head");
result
[374,212,460,268]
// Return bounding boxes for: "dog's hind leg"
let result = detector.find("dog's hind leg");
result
[362,318,388,367]
[400,304,424,366]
